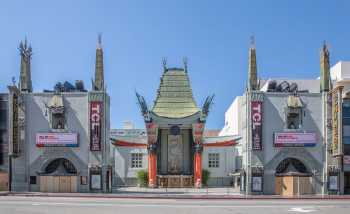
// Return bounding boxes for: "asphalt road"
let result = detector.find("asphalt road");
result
[0,196,349,214]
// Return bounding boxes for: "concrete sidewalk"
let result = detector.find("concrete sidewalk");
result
[2,190,350,200]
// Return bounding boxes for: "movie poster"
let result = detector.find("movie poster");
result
[329,175,338,191]
[252,176,262,192]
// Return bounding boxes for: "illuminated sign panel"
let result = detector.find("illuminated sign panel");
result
[274,132,317,147]
[36,133,78,147]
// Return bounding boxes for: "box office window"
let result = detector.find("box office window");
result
[208,153,220,168]
[131,153,143,168]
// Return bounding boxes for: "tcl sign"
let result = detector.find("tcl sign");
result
[90,101,102,151]
[251,101,262,150]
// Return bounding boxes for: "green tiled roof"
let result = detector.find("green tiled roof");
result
[152,68,200,118]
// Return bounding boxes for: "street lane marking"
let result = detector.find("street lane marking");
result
[288,207,316,213]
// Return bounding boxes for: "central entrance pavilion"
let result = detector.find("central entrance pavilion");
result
[136,59,214,188]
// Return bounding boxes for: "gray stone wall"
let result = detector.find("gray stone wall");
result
[242,92,325,194]
[113,146,148,187]
[202,146,237,186]
[10,91,110,192]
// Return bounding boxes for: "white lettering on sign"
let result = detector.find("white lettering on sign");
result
[274,132,317,147]
[251,101,263,150]
[90,101,102,151]
[252,103,262,129]
[91,104,100,130]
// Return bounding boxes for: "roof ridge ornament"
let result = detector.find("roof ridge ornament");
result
[201,94,215,121]
[162,57,167,73]
[183,57,188,73]
[136,91,150,122]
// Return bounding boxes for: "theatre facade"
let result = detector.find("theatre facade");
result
[111,125,240,188]
[128,60,239,188]
[7,38,111,193]
[220,40,350,195]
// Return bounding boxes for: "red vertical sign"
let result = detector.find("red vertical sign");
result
[251,101,262,150]
[192,123,204,144]
[146,122,158,144]
[90,101,102,151]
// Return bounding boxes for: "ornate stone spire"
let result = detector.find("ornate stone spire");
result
[19,38,33,92]
[320,41,330,92]
[248,36,258,91]
[93,34,104,91]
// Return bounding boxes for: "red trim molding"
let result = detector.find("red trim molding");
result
[203,140,237,147]
[113,140,237,148]
[112,140,147,147]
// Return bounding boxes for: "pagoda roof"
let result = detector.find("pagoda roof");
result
[152,68,200,118]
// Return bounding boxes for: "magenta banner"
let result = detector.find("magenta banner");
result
[251,101,262,150]
[90,101,102,151]
[36,133,78,147]
[274,132,317,147]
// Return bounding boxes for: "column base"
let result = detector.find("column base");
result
[148,183,157,188]
[195,179,202,188]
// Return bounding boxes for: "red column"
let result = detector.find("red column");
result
[193,122,204,188]
[194,150,202,188]
[148,149,157,188]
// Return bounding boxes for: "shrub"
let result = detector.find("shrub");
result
[202,169,210,186]
[136,170,148,187]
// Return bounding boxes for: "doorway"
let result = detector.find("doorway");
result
[275,158,313,196]
[0,171,8,191]
[39,158,78,193]
[39,176,77,193]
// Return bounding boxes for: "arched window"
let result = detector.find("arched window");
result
[276,158,307,174]
[44,158,77,174]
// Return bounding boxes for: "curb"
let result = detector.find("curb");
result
[3,192,350,200]
[0,191,9,196]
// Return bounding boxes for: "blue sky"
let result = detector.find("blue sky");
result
[0,1,350,129]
